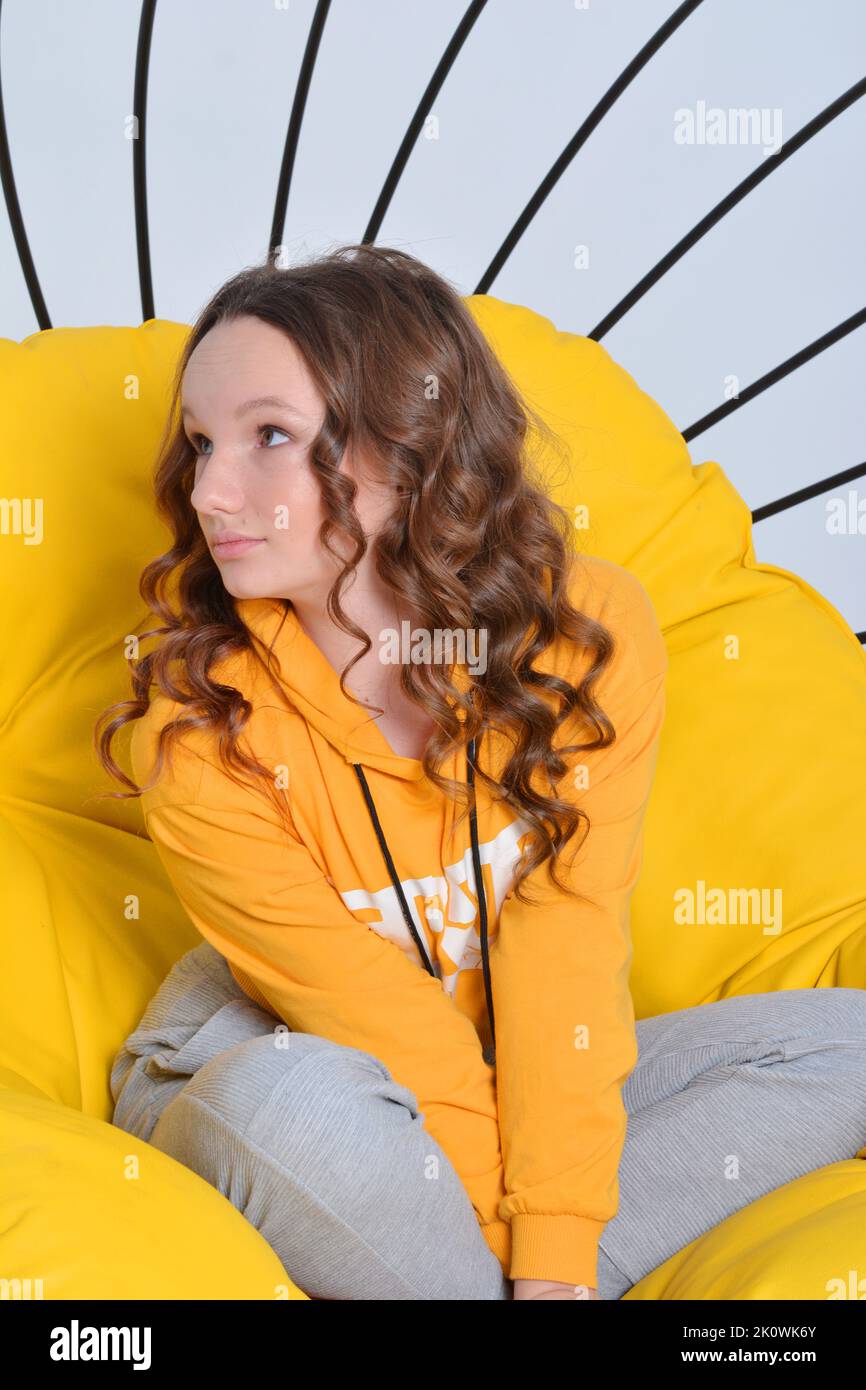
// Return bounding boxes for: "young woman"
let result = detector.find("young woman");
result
[96,244,866,1302]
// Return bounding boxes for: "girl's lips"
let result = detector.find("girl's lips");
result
[212,537,265,558]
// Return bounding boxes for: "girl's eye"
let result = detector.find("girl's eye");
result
[259,425,293,448]
[188,425,293,455]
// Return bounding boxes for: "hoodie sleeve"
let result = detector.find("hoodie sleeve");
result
[133,727,509,1260]
[488,561,668,1287]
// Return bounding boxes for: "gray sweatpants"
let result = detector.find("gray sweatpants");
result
[109,939,866,1300]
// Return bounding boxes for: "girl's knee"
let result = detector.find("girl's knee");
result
[149,1031,422,1220]
[177,1030,418,1137]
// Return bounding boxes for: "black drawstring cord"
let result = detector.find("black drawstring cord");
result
[352,759,436,977]
[351,732,496,1067]
[466,735,496,1064]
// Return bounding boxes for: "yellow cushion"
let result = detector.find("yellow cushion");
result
[624,1162,866,1301]
[2,297,864,1301]
[0,1088,304,1299]
[0,323,198,1114]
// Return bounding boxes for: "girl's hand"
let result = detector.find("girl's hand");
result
[513,1279,600,1301]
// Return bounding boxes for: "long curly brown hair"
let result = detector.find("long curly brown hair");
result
[94,244,618,906]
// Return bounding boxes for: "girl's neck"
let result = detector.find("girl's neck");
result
[290,580,425,708]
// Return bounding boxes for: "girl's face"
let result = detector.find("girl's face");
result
[184,314,386,603]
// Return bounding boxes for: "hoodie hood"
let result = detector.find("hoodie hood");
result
[233,596,472,783]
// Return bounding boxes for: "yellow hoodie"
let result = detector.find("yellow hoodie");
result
[130,552,667,1288]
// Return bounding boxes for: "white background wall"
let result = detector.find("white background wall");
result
[2,0,864,635]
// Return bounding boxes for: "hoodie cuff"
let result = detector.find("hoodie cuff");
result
[508,1214,607,1288]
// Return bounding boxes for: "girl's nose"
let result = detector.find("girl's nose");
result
[191,457,245,513]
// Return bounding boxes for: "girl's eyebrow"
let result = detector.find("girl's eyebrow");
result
[181,395,310,424]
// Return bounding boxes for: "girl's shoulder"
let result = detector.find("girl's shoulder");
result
[129,689,208,811]
[558,552,668,685]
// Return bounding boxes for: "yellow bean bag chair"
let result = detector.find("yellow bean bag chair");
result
[1,297,864,1301]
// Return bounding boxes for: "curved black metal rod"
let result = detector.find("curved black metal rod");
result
[269,0,332,261]
[473,0,705,294]
[751,460,866,646]
[132,0,157,323]
[681,308,866,441]
[592,75,866,341]
[0,0,51,328]
[362,0,488,245]
[751,460,866,525]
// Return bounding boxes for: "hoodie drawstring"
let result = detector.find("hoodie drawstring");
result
[351,734,496,1067]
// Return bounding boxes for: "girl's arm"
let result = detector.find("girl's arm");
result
[490,562,668,1289]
